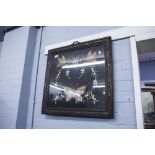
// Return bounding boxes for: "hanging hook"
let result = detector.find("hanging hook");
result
[72,41,80,45]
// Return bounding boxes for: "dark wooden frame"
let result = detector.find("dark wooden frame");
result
[42,37,113,118]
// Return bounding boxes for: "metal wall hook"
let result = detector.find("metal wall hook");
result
[72,41,80,45]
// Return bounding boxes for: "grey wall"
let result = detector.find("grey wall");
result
[0,26,137,129]
[27,26,137,129]
[0,27,30,128]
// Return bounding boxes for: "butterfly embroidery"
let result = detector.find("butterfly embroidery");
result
[65,85,86,95]
[64,85,86,102]
[85,51,96,63]
[57,55,66,67]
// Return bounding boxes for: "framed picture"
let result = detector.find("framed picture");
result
[42,37,113,118]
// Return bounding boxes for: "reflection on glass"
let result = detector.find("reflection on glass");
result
[48,45,106,108]
[142,92,154,114]
[141,81,155,128]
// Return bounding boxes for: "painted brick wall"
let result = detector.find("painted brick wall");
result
[0,27,30,128]
[27,27,137,129]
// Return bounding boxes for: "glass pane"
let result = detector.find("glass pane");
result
[48,45,106,109]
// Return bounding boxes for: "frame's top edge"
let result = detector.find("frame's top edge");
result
[48,37,111,54]
[44,36,111,55]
